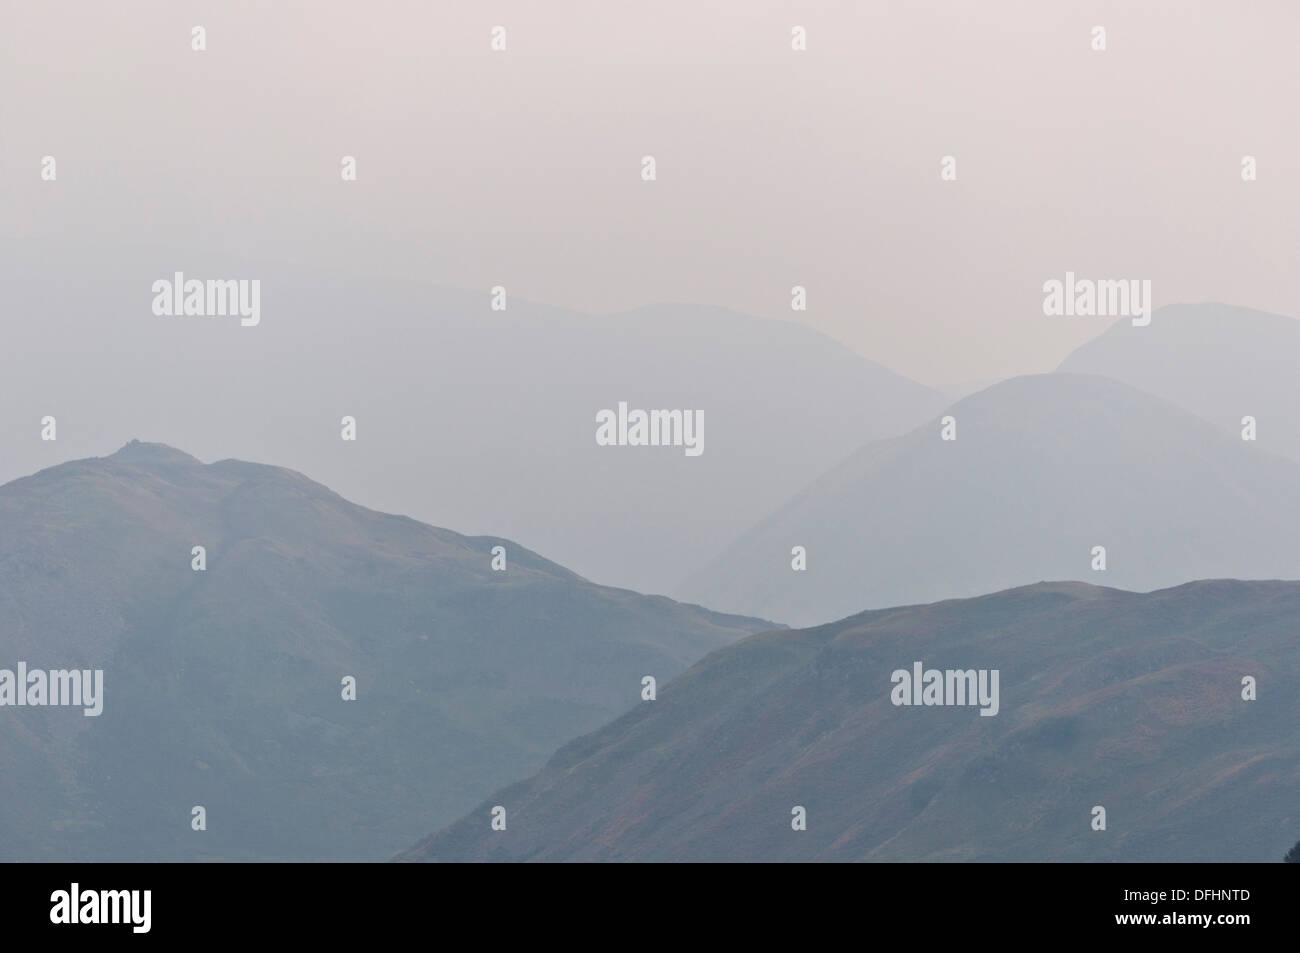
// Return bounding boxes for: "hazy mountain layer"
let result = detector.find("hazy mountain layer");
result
[682,373,1300,627]
[0,277,947,597]
[1058,303,1300,463]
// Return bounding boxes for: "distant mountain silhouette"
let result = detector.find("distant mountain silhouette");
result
[0,443,774,861]
[682,373,1300,627]
[400,579,1300,862]
[1058,302,1300,463]
[0,277,948,597]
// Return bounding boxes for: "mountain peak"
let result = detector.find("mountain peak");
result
[108,440,200,465]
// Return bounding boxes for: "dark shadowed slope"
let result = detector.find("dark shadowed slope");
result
[1058,302,1300,463]
[0,442,774,861]
[682,373,1300,627]
[400,579,1300,862]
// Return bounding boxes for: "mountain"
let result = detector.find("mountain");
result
[0,442,774,861]
[1057,302,1300,463]
[399,579,1300,862]
[0,276,947,597]
[680,372,1300,627]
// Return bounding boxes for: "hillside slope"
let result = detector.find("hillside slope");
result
[0,442,773,861]
[401,579,1300,862]
[683,373,1300,626]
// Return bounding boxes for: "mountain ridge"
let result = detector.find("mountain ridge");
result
[398,577,1300,863]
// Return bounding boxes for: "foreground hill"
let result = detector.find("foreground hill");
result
[682,373,1300,627]
[400,579,1300,862]
[0,442,773,861]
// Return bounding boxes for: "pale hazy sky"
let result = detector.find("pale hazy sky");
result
[4,0,1298,390]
